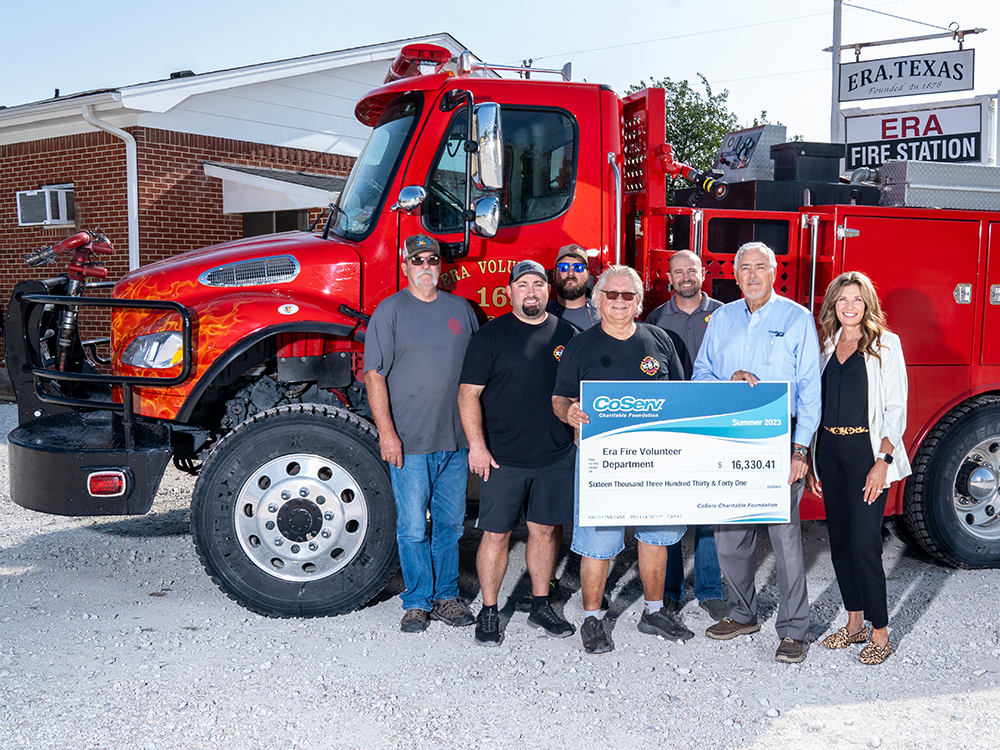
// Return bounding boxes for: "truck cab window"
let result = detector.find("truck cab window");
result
[425,108,577,232]
[334,96,420,240]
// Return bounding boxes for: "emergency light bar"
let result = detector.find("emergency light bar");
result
[384,44,453,83]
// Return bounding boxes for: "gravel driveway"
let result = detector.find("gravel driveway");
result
[0,403,997,750]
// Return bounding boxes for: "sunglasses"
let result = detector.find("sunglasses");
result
[409,255,441,266]
[601,290,637,301]
[556,262,587,273]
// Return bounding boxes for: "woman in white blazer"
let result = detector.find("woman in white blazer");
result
[807,271,911,665]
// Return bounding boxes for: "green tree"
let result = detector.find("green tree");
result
[628,74,739,202]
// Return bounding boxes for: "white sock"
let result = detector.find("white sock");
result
[583,609,601,620]
[645,599,663,614]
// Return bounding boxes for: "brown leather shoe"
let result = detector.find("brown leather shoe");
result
[705,616,760,640]
[775,637,807,663]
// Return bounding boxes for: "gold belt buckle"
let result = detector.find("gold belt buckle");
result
[824,426,869,435]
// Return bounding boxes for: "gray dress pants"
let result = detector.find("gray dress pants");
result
[714,480,809,641]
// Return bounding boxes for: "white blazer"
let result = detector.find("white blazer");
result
[819,328,912,488]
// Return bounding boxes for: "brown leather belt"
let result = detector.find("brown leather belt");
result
[823,426,869,435]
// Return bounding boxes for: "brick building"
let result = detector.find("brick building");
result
[0,34,472,340]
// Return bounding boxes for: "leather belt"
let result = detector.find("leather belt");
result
[823,426,869,435]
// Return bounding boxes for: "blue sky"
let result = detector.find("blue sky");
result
[2,0,997,142]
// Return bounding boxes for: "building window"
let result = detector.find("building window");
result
[243,210,309,238]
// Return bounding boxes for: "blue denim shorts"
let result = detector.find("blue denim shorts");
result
[569,451,685,560]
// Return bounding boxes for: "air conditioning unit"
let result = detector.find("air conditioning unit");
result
[16,185,75,226]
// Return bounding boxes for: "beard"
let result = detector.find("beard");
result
[555,277,586,301]
[673,283,700,299]
[520,299,544,318]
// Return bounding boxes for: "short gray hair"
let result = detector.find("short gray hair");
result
[734,242,777,271]
[594,265,645,316]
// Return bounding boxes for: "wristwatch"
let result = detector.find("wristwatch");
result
[792,445,808,459]
[877,452,894,465]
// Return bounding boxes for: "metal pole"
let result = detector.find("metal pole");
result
[831,0,843,144]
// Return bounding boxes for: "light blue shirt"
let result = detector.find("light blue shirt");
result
[692,292,821,446]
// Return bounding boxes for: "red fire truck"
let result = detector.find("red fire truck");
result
[7,44,1000,617]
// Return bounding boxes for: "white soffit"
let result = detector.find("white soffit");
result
[204,163,342,214]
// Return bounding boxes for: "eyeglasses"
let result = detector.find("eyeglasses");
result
[409,255,441,266]
[601,290,637,301]
[556,262,587,273]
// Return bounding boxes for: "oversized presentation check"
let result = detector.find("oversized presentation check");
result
[578,380,791,526]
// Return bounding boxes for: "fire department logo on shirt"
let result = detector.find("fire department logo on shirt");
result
[553,345,565,360]
[704,313,713,325]
[640,356,660,376]
[448,317,463,335]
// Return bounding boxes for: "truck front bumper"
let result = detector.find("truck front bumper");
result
[8,411,172,516]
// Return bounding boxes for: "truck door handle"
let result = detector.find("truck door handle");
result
[954,284,972,305]
[991,285,1000,305]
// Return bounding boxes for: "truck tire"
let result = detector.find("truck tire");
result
[903,396,1000,568]
[191,403,397,617]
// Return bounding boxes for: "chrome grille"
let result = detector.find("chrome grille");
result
[199,255,300,287]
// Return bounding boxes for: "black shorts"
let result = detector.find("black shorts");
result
[476,449,575,533]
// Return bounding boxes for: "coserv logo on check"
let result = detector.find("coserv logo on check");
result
[592,396,665,412]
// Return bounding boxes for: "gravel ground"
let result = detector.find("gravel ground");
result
[1,402,999,750]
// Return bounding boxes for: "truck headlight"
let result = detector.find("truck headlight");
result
[121,331,184,369]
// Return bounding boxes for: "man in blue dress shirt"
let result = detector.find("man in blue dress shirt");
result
[692,242,821,664]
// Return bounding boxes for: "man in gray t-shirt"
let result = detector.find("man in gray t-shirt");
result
[545,243,599,331]
[364,234,479,634]
[644,250,726,622]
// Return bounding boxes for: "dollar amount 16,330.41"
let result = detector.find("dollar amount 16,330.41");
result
[723,456,779,471]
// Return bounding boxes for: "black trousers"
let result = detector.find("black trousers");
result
[816,431,889,629]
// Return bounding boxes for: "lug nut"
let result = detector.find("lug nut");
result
[268,503,278,513]
[299,487,309,497]
[291,545,300,554]
[324,512,334,521]
[308,542,318,551]
[265,521,275,530]
[321,529,332,538]
[281,491,291,501]
[987,505,996,517]
[273,538,283,546]
[316,495,326,505]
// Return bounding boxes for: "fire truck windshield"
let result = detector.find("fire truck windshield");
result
[333,96,420,240]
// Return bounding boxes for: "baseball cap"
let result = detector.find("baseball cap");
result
[509,259,548,284]
[404,234,441,259]
[556,244,588,264]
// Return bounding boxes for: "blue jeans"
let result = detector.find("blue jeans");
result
[389,450,468,611]
[664,525,724,602]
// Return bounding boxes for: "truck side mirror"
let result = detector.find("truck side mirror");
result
[390,185,427,213]
[471,196,500,238]
[473,103,503,191]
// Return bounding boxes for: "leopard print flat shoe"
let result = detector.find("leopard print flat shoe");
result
[821,627,869,649]
[859,639,892,665]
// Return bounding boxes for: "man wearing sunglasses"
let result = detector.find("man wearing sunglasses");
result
[458,260,579,646]
[546,244,599,331]
[364,234,480,634]
[553,266,690,655]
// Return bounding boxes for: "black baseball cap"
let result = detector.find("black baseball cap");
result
[404,234,441,259]
[509,260,547,284]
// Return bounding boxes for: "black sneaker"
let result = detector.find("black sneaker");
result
[638,609,695,642]
[400,609,430,633]
[527,602,575,638]
[663,598,680,614]
[547,578,563,604]
[581,615,613,654]
[430,598,475,627]
[475,608,502,647]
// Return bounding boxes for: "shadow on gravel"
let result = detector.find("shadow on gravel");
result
[89,508,191,537]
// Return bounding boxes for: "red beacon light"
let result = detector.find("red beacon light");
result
[384,44,453,83]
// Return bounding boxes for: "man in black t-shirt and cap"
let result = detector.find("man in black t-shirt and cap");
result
[459,260,579,646]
